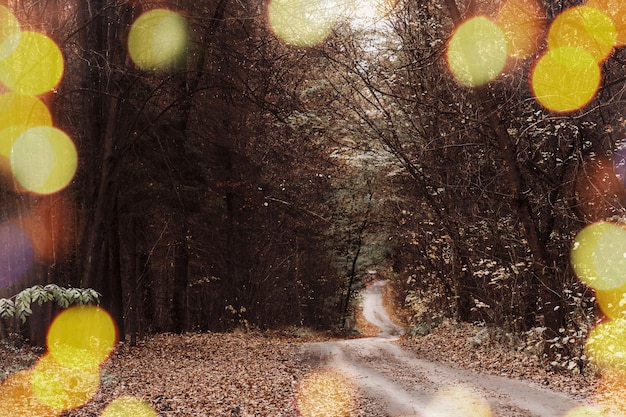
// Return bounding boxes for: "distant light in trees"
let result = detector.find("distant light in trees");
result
[128,9,189,71]
[0,31,64,96]
[530,46,600,113]
[495,0,545,59]
[547,5,616,63]
[30,353,100,412]
[424,385,492,417]
[0,370,56,416]
[345,0,396,28]
[46,305,118,371]
[101,396,158,417]
[0,221,33,287]
[267,0,342,47]
[587,0,626,46]
[586,318,626,370]
[0,6,21,60]
[10,126,77,194]
[296,369,354,417]
[446,16,508,87]
[571,222,626,291]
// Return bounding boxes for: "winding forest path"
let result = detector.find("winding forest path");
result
[302,281,584,416]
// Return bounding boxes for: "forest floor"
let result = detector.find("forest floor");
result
[0,282,615,416]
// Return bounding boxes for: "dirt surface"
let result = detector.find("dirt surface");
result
[299,281,587,416]
[0,280,603,416]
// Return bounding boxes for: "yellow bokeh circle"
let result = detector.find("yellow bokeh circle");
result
[128,9,189,71]
[101,396,158,417]
[0,6,21,60]
[425,385,492,417]
[0,93,52,131]
[564,405,607,417]
[586,319,626,370]
[446,16,508,87]
[46,305,117,371]
[10,126,77,194]
[531,46,600,113]
[587,0,626,47]
[30,353,100,411]
[596,285,626,319]
[267,0,342,47]
[0,31,64,95]
[571,222,626,291]
[548,5,615,63]
[296,370,354,417]
[0,370,56,417]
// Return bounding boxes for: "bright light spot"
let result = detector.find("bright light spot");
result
[128,9,189,71]
[0,6,21,59]
[0,93,52,132]
[267,0,343,47]
[596,285,626,319]
[586,319,626,370]
[10,126,77,194]
[531,46,600,113]
[587,0,626,47]
[563,405,607,416]
[345,0,396,27]
[0,222,33,287]
[296,369,354,417]
[101,396,158,417]
[424,385,492,417]
[0,31,64,96]
[0,370,56,417]
[548,5,615,63]
[571,222,626,291]
[495,0,546,58]
[30,353,100,411]
[446,16,508,87]
[47,305,117,371]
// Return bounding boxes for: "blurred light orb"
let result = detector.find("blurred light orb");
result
[548,5,615,63]
[101,396,158,417]
[0,93,52,132]
[267,0,342,47]
[424,385,492,417]
[496,0,545,58]
[596,285,626,319]
[0,31,64,96]
[128,9,189,71]
[30,353,100,411]
[0,370,56,417]
[47,305,117,371]
[446,16,508,87]
[10,126,77,194]
[296,369,354,417]
[531,46,600,113]
[564,405,607,416]
[0,6,21,60]
[587,0,626,47]
[0,221,33,287]
[571,222,626,291]
[586,318,626,370]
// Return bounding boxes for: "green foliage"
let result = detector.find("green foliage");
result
[0,284,101,324]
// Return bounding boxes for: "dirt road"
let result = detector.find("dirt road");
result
[301,281,584,416]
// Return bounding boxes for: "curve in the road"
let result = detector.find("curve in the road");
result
[300,280,584,417]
